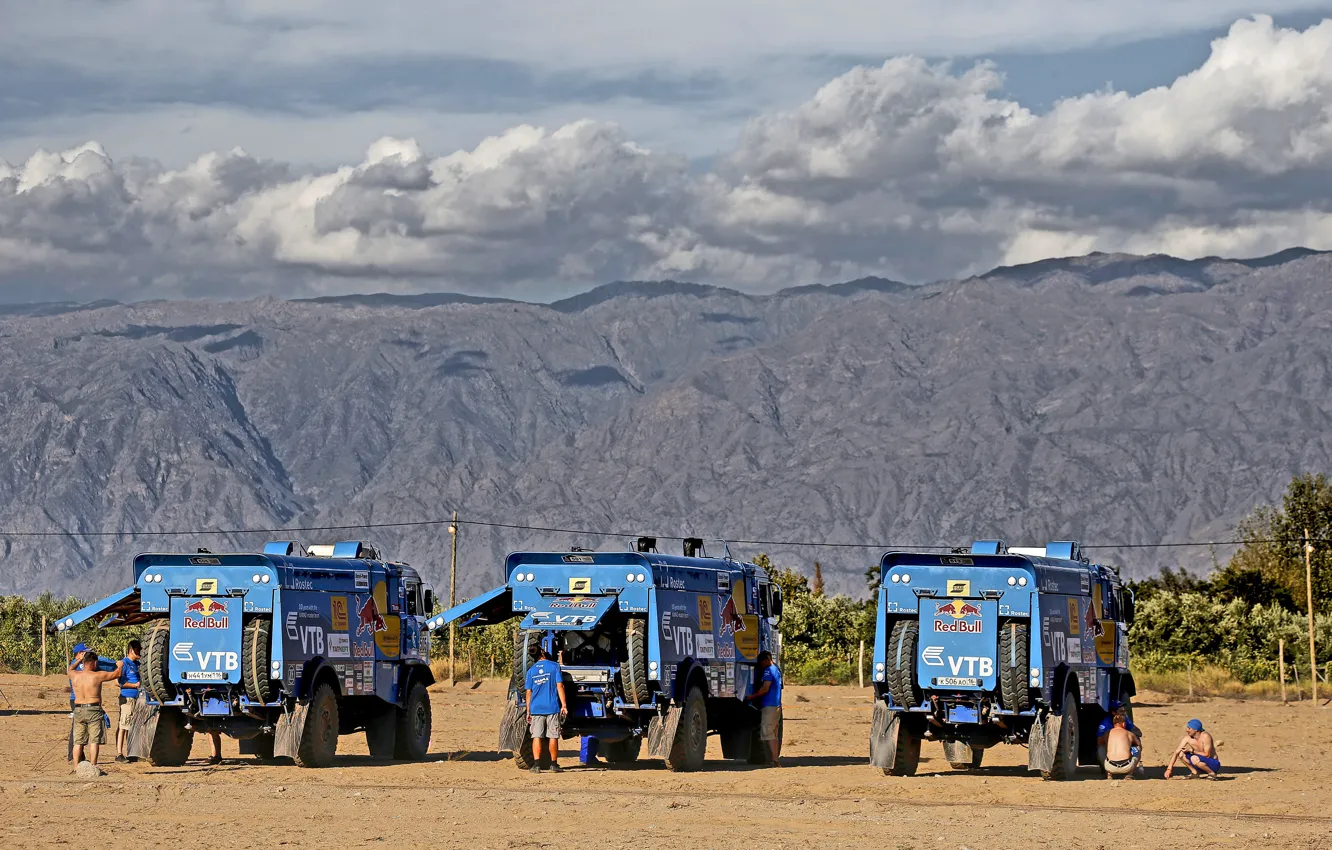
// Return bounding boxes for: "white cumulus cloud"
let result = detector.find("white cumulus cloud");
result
[2,15,1332,302]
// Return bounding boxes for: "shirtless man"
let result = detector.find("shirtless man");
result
[1102,712,1141,779]
[68,650,124,767]
[1165,718,1220,779]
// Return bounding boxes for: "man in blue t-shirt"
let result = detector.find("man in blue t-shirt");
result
[746,650,783,767]
[115,639,142,763]
[524,647,568,774]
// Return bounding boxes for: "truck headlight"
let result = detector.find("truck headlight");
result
[890,574,900,584]
[262,574,270,583]
[1018,576,1028,587]
[901,574,911,584]
[875,662,885,671]
[252,574,262,583]
[1007,576,1016,586]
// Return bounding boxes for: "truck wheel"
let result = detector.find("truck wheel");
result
[666,687,707,772]
[242,618,277,705]
[623,618,651,705]
[393,681,432,760]
[513,729,536,770]
[997,620,1032,713]
[147,707,193,767]
[884,719,921,776]
[295,683,340,768]
[251,733,276,761]
[886,620,922,709]
[603,736,642,764]
[746,714,782,764]
[1043,684,1080,781]
[365,706,397,759]
[509,630,540,697]
[142,622,176,703]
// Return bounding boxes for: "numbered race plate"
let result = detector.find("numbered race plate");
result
[933,676,982,687]
[182,671,225,681]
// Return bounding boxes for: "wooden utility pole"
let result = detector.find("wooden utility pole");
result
[1306,529,1317,706]
[1280,638,1287,704]
[449,511,459,686]
[41,616,47,677]
[858,640,865,689]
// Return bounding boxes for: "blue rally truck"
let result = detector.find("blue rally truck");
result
[868,540,1135,780]
[430,538,783,771]
[52,541,437,768]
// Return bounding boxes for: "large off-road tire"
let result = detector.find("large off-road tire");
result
[394,681,432,760]
[886,619,922,709]
[884,719,921,776]
[513,728,536,770]
[509,629,540,697]
[603,736,642,764]
[251,733,276,761]
[746,715,783,764]
[997,620,1032,713]
[666,687,707,772]
[242,617,278,705]
[1043,684,1080,781]
[623,618,650,705]
[295,683,339,768]
[365,706,397,759]
[142,622,176,703]
[147,707,193,767]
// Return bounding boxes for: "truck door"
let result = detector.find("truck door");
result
[402,577,423,660]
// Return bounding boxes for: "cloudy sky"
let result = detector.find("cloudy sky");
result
[2,3,1332,303]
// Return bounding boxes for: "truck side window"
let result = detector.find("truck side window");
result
[406,581,420,616]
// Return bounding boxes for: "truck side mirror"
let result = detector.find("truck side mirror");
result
[424,589,436,615]
[1122,591,1134,626]
[771,587,783,618]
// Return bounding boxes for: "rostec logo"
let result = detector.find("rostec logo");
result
[182,598,229,629]
[934,599,983,633]
[356,595,387,636]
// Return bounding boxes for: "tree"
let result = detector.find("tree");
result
[1228,473,1332,614]
[812,562,824,596]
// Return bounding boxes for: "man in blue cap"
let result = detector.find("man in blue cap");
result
[1166,719,1220,779]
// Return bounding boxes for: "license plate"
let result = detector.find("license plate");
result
[182,671,225,681]
[934,676,981,687]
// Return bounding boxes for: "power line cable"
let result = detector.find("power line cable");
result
[0,513,1327,550]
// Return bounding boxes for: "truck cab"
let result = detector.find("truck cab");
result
[869,540,1134,780]
[431,537,783,771]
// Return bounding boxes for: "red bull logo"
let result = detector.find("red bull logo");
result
[356,595,387,636]
[719,594,746,635]
[182,597,229,629]
[933,599,982,634]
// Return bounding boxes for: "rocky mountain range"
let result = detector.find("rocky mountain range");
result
[2,247,1331,601]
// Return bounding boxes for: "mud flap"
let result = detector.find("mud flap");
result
[127,699,157,760]
[273,702,310,760]
[942,740,974,764]
[1028,711,1060,774]
[868,702,898,769]
[646,706,683,759]
[497,698,527,754]
[719,726,753,760]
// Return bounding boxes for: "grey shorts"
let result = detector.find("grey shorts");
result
[530,713,562,739]
[759,706,782,741]
[72,705,106,746]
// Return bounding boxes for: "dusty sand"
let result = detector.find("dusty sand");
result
[0,673,1327,849]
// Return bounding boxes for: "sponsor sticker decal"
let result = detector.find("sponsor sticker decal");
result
[946,579,971,596]
[1067,599,1081,635]
[354,570,370,591]
[182,597,229,629]
[195,578,218,595]
[697,596,714,632]
[569,577,592,594]
[356,594,387,636]
[695,634,716,659]
[933,599,983,633]
[331,596,349,632]
[328,634,351,658]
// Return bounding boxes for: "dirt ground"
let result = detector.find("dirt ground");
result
[1,674,1328,849]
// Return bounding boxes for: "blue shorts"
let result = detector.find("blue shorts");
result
[1185,753,1221,773]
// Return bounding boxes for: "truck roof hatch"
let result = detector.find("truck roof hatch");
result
[428,584,515,631]
[49,585,153,633]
